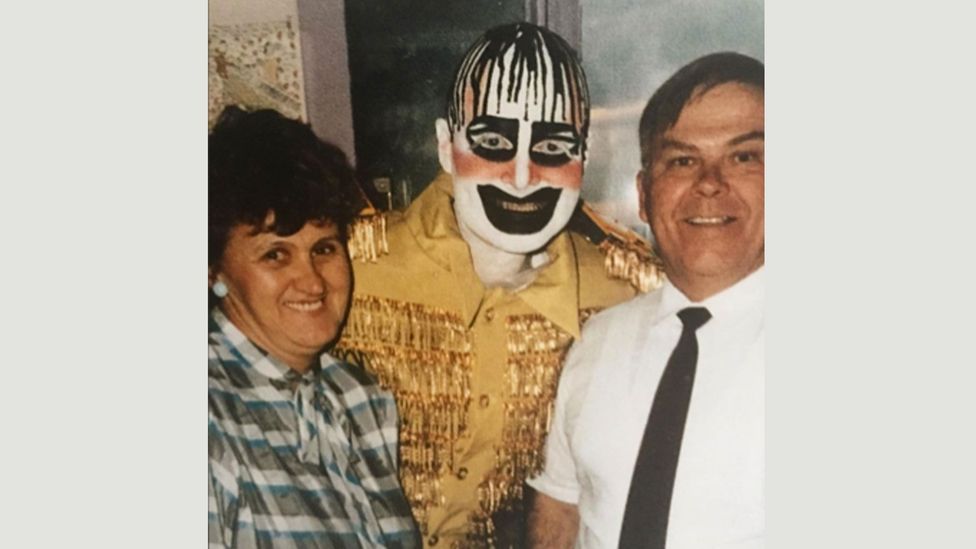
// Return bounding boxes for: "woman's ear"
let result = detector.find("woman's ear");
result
[209,268,229,299]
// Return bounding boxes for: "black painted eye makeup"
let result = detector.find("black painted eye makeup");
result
[466,116,519,162]
[530,122,580,167]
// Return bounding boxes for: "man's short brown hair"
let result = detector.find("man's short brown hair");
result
[638,52,764,169]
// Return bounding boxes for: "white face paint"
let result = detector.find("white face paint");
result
[437,42,587,254]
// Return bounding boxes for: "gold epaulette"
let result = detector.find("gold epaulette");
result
[347,207,389,263]
[578,203,666,293]
[348,201,666,291]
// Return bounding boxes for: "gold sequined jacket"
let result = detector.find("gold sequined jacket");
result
[336,173,644,548]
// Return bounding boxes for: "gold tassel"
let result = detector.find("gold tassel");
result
[348,210,389,262]
[467,309,600,545]
[339,299,605,545]
[578,203,665,293]
[335,296,472,534]
[600,237,666,293]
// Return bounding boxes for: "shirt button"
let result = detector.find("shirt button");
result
[456,467,468,480]
[479,394,490,408]
[428,535,439,546]
[484,308,495,322]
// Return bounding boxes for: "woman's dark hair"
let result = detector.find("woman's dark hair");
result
[208,106,362,268]
[638,52,764,169]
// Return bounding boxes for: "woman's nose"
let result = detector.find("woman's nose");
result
[293,260,325,295]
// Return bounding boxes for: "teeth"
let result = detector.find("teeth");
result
[500,201,542,212]
[687,216,732,225]
[285,299,324,312]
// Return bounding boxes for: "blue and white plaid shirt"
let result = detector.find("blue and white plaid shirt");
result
[208,309,419,548]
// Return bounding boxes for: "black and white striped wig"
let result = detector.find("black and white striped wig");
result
[446,23,590,148]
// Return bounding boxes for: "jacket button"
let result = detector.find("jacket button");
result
[479,394,490,408]
[457,467,468,480]
[428,535,439,546]
[484,308,495,322]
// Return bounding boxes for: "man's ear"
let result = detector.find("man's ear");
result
[636,170,650,224]
[582,135,591,170]
[435,118,455,174]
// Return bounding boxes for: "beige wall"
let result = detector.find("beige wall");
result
[209,0,298,25]
[295,0,356,162]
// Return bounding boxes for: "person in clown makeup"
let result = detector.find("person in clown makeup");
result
[335,22,661,548]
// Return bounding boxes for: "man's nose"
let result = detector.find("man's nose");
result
[512,150,532,190]
[508,122,535,191]
[694,162,728,196]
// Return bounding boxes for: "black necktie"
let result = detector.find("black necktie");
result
[618,307,712,549]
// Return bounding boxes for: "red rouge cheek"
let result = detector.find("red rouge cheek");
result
[453,149,512,180]
[533,160,583,190]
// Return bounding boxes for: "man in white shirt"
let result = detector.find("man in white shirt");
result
[526,52,765,549]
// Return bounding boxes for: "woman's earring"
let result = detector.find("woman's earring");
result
[212,280,229,298]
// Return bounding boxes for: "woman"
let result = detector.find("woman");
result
[208,106,419,548]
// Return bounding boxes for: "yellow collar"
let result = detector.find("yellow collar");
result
[404,172,581,338]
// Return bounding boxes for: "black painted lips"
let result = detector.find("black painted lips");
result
[477,185,562,234]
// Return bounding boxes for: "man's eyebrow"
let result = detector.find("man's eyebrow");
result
[657,138,698,152]
[729,131,764,146]
[532,121,578,138]
[533,121,575,131]
[468,115,517,133]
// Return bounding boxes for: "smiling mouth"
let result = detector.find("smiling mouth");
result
[478,185,562,234]
[500,200,543,212]
[685,215,736,226]
[284,299,324,312]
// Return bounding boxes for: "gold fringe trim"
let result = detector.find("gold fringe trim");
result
[464,510,498,548]
[600,236,666,293]
[348,211,389,263]
[334,295,472,534]
[465,309,601,547]
[477,312,589,513]
[337,297,604,546]
[578,202,664,293]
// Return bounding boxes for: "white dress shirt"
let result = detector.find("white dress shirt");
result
[528,268,764,549]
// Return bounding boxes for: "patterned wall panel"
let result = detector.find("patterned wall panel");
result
[208,18,307,129]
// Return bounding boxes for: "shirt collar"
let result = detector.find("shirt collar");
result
[404,172,582,337]
[210,308,331,383]
[656,266,765,325]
